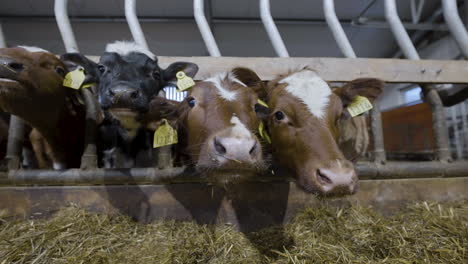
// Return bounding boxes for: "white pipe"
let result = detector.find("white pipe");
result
[194,0,221,57]
[442,0,468,59]
[54,0,79,52]
[125,0,149,50]
[323,0,356,58]
[260,0,289,57]
[384,0,420,60]
[0,24,6,48]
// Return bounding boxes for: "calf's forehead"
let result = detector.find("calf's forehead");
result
[0,48,60,66]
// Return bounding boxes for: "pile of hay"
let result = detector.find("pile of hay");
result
[0,201,466,263]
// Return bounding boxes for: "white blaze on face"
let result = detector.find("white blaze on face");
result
[279,70,332,119]
[230,115,252,139]
[205,72,246,101]
[18,46,50,53]
[105,40,155,59]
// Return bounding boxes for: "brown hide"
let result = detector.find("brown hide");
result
[0,47,85,168]
[266,68,383,196]
[143,68,269,184]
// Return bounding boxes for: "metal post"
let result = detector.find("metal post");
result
[0,24,6,48]
[260,0,289,57]
[385,0,451,162]
[323,0,385,163]
[323,0,356,58]
[125,0,149,50]
[194,0,221,57]
[80,89,99,170]
[54,0,79,52]
[5,116,26,170]
[442,0,468,59]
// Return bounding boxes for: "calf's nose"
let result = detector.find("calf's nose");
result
[316,163,357,195]
[213,136,259,162]
[108,85,141,106]
[0,57,24,73]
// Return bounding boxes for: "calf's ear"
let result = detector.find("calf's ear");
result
[60,53,100,85]
[333,78,384,107]
[163,62,199,85]
[232,67,268,101]
[137,97,181,130]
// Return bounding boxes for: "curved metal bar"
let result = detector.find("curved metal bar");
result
[442,0,468,59]
[384,0,451,162]
[54,0,79,52]
[125,0,149,50]
[384,0,419,60]
[194,0,221,57]
[260,0,289,57]
[323,0,356,58]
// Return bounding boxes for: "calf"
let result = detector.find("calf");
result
[266,68,383,196]
[0,46,88,169]
[95,41,198,168]
[140,68,270,184]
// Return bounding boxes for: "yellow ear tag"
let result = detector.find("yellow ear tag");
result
[347,96,373,117]
[63,68,86,89]
[257,99,269,108]
[153,119,178,148]
[176,71,195,92]
[258,121,271,144]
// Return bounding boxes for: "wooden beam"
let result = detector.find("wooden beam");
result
[1,177,467,231]
[87,56,468,83]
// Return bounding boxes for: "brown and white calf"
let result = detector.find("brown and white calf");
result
[141,68,270,184]
[266,68,383,196]
[0,46,88,169]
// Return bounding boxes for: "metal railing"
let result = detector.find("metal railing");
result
[1,0,468,185]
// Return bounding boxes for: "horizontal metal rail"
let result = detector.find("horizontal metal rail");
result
[1,161,468,186]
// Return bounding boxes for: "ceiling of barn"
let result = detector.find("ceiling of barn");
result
[0,0,447,57]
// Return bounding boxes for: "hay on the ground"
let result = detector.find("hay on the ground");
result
[0,201,466,264]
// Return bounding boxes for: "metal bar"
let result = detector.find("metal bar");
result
[5,116,26,171]
[1,161,468,186]
[0,24,6,48]
[194,0,221,57]
[0,16,450,31]
[125,0,149,50]
[80,89,99,170]
[259,0,289,57]
[442,0,468,59]
[323,0,356,58]
[385,0,451,162]
[370,102,387,164]
[54,0,79,52]
[449,106,462,159]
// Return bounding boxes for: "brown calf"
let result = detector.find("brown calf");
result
[0,46,86,169]
[142,68,270,184]
[266,68,383,195]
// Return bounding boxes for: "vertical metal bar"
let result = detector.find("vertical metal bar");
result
[460,101,468,159]
[54,0,79,52]
[385,0,451,162]
[0,24,6,48]
[323,0,356,58]
[125,0,149,50]
[194,0,221,57]
[156,90,173,169]
[6,116,25,170]
[442,0,468,59]
[450,106,462,159]
[260,0,289,57]
[323,0,385,163]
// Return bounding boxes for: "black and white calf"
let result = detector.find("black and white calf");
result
[90,41,197,168]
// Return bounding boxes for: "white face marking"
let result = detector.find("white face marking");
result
[0,78,18,83]
[230,115,252,139]
[205,72,246,101]
[105,41,155,59]
[18,46,49,53]
[279,70,331,119]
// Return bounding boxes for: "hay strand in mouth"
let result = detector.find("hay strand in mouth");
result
[0,201,466,263]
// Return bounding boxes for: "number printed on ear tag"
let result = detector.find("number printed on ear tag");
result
[258,121,271,144]
[176,71,195,92]
[153,119,178,148]
[63,68,86,89]
[347,96,373,117]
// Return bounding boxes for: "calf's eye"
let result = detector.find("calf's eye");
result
[274,111,285,121]
[152,71,161,80]
[55,66,65,76]
[188,98,196,108]
[97,65,106,74]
